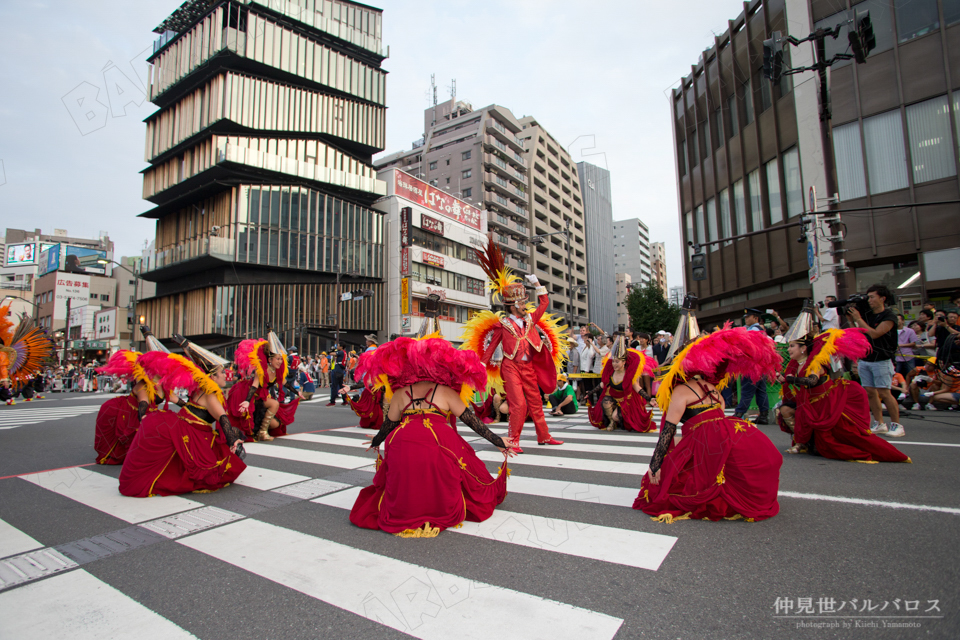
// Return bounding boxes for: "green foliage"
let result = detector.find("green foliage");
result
[626,281,681,334]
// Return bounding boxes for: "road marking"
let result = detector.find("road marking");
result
[243,442,374,470]
[889,440,960,448]
[507,476,638,507]
[0,518,43,559]
[232,466,310,491]
[778,491,960,515]
[178,519,624,639]
[459,427,661,444]
[313,487,675,571]
[0,569,198,638]
[476,450,648,475]
[20,467,202,524]
[0,405,102,429]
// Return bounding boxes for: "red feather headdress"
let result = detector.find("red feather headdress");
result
[801,328,871,377]
[139,351,224,405]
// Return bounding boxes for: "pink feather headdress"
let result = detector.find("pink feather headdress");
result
[355,337,487,403]
[801,328,871,377]
[139,350,225,405]
[234,339,259,378]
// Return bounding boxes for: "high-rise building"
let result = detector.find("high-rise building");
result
[669,285,685,308]
[650,241,668,298]
[615,272,633,331]
[137,0,388,352]
[672,0,960,326]
[376,100,588,323]
[577,161,616,332]
[613,218,652,286]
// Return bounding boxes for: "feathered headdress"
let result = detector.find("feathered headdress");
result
[475,236,524,303]
[238,338,287,388]
[655,323,782,410]
[140,325,170,353]
[801,328,871,378]
[355,336,487,406]
[139,350,225,406]
[97,350,156,399]
[0,306,53,384]
[601,348,655,389]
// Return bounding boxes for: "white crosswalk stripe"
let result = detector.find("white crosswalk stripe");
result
[0,404,102,430]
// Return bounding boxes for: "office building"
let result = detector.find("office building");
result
[577,161,616,332]
[669,285,685,308]
[672,0,960,326]
[613,218,652,286]
[137,0,388,352]
[375,168,490,341]
[651,241,668,298]
[615,272,633,331]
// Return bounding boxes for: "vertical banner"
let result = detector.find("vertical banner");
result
[400,206,412,248]
[400,247,410,276]
[400,277,410,315]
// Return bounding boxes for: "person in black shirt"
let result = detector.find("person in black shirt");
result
[846,284,905,437]
[326,345,349,406]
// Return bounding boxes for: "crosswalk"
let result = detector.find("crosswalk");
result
[0,403,104,430]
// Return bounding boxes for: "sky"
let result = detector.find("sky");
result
[0,0,750,290]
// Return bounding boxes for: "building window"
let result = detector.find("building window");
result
[946,0,960,26]
[833,121,868,200]
[907,95,956,184]
[760,73,773,112]
[733,180,747,237]
[864,109,909,194]
[462,169,472,179]
[748,169,762,231]
[782,147,804,217]
[703,117,711,158]
[743,78,754,125]
[102,295,109,302]
[446,177,451,184]
[765,158,784,225]
[706,198,718,252]
[463,187,472,198]
[678,138,687,176]
[429,179,438,186]
[895,0,939,43]
[714,107,724,145]
[462,150,472,160]
[429,161,437,170]
[719,188,732,246]
[728,94,739,138]
[685,211,694,257]
[695,205,705,248]
[690,129,699,167]
[446,159,450,165]
[90,293,99,300]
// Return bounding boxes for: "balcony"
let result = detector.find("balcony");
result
[489,213,512,230]
[140,235,235,281]
[486,120,525,153]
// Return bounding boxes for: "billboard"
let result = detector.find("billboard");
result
[65,246,107,275]
[95,308,118,340]
[394,172,482,230]
[54,274,91,321]
[5,243,35,265]
[38,244,60,276]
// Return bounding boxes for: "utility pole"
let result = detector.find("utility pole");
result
[565,218,573,328]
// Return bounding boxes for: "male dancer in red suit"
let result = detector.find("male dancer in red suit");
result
[481,274,564,451]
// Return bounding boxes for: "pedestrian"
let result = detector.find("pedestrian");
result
[895,313,918,378]
[845,284,906,437]
[733,308,773,424]
[327,345,348,406]
[814,295,840,331]
[652,331,670,365]
[319,352,330,388]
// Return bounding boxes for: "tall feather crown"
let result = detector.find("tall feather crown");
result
[475,236,522,303]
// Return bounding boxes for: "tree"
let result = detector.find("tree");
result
[626,281,680,335]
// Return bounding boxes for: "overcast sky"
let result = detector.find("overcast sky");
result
[0,0,749,289]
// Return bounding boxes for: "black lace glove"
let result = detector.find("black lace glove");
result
[638,387,651,401]
[245,385,257,402]
[218,415,246,460]
[785,374,824,388]
[138,400,150,421]
[370,417,402,449]
[175,398,187,408]
[649,420,677,475]
[459,407,506,449]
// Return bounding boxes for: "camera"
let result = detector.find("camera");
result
[827,293,869,316]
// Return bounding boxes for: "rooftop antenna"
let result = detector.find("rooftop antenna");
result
[449,78,456,101]
[430,73,437,127]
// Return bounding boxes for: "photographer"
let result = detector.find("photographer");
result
[814,295,840,331]
[845,285,906,438]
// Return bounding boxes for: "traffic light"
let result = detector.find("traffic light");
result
[691,252,707,281]
[848,10,876,64]
[763,31,783,84]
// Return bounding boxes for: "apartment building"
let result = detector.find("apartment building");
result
[613,218,652,286]
[651,241,668,298]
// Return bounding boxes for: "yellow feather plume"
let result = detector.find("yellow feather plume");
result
[804,329,843,378]
[655,335,706,411]
[168,353,225,406]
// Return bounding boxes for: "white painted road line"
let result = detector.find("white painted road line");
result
[283,433,369,448]
[476,450,648,475]
[232,466,310,491]
[179,519,624,639]
[20,467,202,524]
[0,569,198,639]
[0,518,43,559]
[778,491,960,515]
[313,487,675,571]
[890,440,960,448]
[507,476,638,508]
[243,442,374,470]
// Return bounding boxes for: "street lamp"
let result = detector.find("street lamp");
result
[334,264,361,348]
[531,219,576,327]
[98,258,143,350]
[1,294,40,320]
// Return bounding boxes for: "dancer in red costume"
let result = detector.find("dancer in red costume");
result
[226,328,301,441]
[119,337,246,497]
[634,296,783,523]
[0,304,52,406]
[461,239,569,452]
[589,336,656,432]
[779,328,910,463]
[349,335,516,537]
[342,334,387,430]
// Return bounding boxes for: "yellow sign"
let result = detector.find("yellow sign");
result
[400,278,409,314]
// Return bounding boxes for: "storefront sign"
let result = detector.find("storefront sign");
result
[425,287,447,301]
[395,171,482,230]
[422,251,444,268]
[54,274,91,320]
[421,214,445,236]
[401,315,411,330]
[400,278,410,315]
[400,247,410,276]
[400,207,412,248]
[95,308,118,339]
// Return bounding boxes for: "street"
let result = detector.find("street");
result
[0,392,958,639]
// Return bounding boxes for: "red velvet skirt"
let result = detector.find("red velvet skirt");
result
[347,388,383,430]
[94,394,144,465]
[588,387,655,432]
[118,410,246,497]
[634,407,782,522]
[350,410,508,535]
[225,379,297,439]
[794,380,910,463]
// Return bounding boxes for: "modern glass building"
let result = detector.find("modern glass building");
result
[137,0,388,352]
[673,0,960,325]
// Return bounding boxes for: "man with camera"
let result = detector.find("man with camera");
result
[846,285,906,437]
[814,296,840,331]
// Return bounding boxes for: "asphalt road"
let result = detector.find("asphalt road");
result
[0,390,958,639]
